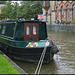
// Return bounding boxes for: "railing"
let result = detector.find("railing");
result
[47,21,75,26]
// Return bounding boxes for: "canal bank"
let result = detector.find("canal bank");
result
[0,50,27,74]
[47,25,75,34]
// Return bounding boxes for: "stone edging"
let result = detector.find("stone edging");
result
[0,50,27,74]
[47,25,75,33]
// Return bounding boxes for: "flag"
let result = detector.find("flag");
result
[38,14,43,20]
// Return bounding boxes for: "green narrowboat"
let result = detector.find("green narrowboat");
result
[0,19,59,63]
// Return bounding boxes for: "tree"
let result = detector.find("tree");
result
[1,1,20,19]
[11,2,19,19]
[21,1,43,20]
[1,1,43,20]
[1,1,13,19]
[0,1,6,4]
[73,19,75,25]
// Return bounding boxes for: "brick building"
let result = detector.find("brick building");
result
[42,1,75,25]
[0,4,6,14]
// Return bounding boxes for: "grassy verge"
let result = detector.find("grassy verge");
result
[0,55,20,74]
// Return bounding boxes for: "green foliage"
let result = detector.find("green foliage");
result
[73,18,75,25]
[71,31,74,34]
[1,1,43,20]
[0,1,6,4]
[1,1,19,19]
[21,1,42,20]
[0,55,20,74]
[0,13,5,20]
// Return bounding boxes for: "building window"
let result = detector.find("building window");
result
[43,1,45,7]
[66,5,69,22]
[56,7,59,20]
[46,12,48,22]
[55,0,58,5]
[45,1,50,7]
[73,5,75,19]
[43,1,50,7]
[61,6,64,20]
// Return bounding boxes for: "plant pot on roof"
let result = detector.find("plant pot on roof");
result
[55,20,59,24]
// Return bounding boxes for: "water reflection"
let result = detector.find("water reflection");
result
[12,30,75,74]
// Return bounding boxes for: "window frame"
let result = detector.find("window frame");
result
[26,25,30,35]
[1,26,6,34]
[46,12,48,22]
[73,4,75,19]
[33,25,37,35]
[55,0,58,5]
[66,5,69,22]
[56,7,59,20]
[61,6,64,20]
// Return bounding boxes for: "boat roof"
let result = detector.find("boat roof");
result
[2,19,46,23]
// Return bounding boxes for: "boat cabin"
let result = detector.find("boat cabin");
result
[0,20,47,41]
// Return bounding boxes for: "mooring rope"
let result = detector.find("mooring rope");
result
[34,40,49,74]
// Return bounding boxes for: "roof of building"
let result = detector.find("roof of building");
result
[0,4,6,7]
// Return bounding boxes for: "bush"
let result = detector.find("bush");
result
[73,19,75,25]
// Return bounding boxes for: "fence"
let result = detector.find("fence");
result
[47,21,75,26]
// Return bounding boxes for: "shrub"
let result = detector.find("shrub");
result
[72,19,75,25]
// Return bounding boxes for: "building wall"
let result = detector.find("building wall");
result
[42,1,55,25]
[42,1,75,25]
[50,1,55,25]
[55,1,75,22]
[47,25,75,34]
[0,4,6,14]
[0,7,2,14]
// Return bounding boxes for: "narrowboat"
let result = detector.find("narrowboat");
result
[0,20,59,63]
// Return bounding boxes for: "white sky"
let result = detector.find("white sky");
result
[11,1,22,6]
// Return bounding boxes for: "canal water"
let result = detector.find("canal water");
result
[12,30,75,74]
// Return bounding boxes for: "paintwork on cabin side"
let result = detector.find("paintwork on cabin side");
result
[39,22,47,40]
[15,21,47,41]
[0,20,47,48]
[0,20,47,41]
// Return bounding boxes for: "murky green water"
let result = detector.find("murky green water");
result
[12,30,75,74]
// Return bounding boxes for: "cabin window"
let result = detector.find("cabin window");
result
[0,25,1,29]
[33,26,36,35]
[26,26,30,35]
[2,26,6,34]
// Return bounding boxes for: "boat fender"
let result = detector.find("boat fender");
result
[51,46,59,54]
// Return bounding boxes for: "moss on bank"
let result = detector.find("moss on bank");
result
[0,55,20,74]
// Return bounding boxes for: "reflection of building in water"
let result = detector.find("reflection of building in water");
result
[42,1,75,25]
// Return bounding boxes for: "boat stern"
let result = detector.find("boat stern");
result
[50,40,59,54]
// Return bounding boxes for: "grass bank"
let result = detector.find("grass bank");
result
[0,55,20,74]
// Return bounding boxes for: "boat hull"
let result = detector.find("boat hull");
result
[0,42,56,63]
